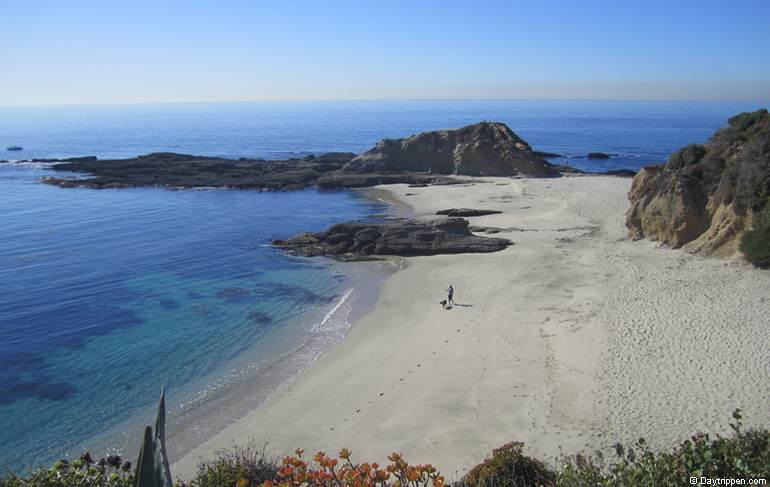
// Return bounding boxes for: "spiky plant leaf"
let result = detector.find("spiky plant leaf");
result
[134,426,160,487]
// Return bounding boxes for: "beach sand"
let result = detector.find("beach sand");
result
[173,175,769,480]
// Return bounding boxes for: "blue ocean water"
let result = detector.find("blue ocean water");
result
[0,100,767,472]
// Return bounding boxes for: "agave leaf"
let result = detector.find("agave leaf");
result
[154,388,173,487]
[134,426,159,487]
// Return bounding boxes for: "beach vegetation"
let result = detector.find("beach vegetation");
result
[179,444,278,487]
[3,411,768,486]
[460,442,555,487]
[0,454,133,487]
[740,203,770,268]
[556,409,770,486]
[254,449,444,487]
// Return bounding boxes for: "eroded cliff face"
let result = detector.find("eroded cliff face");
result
[626,109,770,256]
[345,122,558,177]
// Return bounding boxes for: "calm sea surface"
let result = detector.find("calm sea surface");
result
[0,100,766,472]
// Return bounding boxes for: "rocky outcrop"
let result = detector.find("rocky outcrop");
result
[273,218,511,260]
[42,152,465,191]
[41,122,643,191]
[626,109,770,256]
[436,208,502,217]
[345,122,559,177]
[587,152,610,159]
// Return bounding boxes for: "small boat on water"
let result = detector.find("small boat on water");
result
[6,145,23,151]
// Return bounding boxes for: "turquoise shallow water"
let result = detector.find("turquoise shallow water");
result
[0,100,767,472]
[0,163,388,471]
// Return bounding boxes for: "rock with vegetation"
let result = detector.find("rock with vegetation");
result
[626,109,770,258]
[345,122,559,177]
[273,218,511,260]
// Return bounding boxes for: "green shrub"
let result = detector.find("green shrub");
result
[0,454,133,487]
[740,204,770,268]
[460,442,556,487]
[557,410,770,486]
[724,109,769,142]
[667,144,706,170]
[4,412,768,487]
[179,444,278,487]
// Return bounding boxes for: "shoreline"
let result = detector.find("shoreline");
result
[169,174,769,480]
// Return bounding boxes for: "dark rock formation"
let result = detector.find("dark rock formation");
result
[273,218,511,260]
[42,152,464,190]
[586,152,610,159]
[436,208,502,217]
[532,150,564,158]
[345,122,559,177]
[626,109,770,256]
[602,169,637,177]
[39,122,637,192]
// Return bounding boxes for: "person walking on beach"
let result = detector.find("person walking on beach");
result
[447,284,454,305]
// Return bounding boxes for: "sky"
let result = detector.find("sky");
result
[2,0,769,106]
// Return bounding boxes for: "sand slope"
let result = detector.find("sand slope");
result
[173,176,769,480]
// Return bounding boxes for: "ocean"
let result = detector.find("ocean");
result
[0,100,766,472]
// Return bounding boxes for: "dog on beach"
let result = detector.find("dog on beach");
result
[439,299,447,309]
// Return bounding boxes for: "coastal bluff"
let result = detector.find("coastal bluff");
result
[41,122,563,190]
[626,109,770,256]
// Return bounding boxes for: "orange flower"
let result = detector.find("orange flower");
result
[406,467,421,482]
[339,448,352,460]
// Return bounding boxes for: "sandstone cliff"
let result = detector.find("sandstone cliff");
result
[345,122,558,177]
[626,109,770,256]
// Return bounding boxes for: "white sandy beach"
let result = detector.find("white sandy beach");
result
[173,175,769,480]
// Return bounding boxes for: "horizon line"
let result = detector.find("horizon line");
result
[2,97,770,109]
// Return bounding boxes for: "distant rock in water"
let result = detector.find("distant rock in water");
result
[42,152,464,190]
[345,122,559,177]
[41,122,608,191]
[273,218,511,260]
[586,152,610,159]
[436,208,502,217]
[626,108,770,256]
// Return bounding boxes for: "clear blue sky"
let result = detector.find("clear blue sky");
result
[3,0,769,105]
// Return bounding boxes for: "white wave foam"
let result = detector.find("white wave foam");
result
[313,287,353,332]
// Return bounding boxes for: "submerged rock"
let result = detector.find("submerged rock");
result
[273,218,511,260]
[626,109,770,256]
